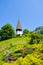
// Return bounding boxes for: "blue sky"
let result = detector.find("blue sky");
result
[0,0,43,31]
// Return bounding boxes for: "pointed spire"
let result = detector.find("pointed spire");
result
[16,19,22,31]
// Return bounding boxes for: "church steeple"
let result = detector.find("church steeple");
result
[16,19,22,31]
[16,19,22,36]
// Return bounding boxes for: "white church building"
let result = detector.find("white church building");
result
[16,19,22,36]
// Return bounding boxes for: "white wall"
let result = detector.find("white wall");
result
[16,31,22,35]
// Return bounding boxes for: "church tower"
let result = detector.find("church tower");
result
[16,19,22,36]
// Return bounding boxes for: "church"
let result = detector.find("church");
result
[16,19,22,36]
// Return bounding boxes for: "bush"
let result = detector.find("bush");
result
[23,29,30,35]
[29,32,41,44]
[1,24,15,40]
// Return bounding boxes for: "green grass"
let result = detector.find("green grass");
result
[0,36,43,65]
[0,37,30,63]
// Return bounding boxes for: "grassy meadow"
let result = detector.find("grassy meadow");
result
[0,35,43,65]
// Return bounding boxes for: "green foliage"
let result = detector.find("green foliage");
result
[29,32,41,44]
[31,63,37,65]
[1,24,15,40]
[0,25,43,65]
[0,30,2,41]
[23,29,29,35]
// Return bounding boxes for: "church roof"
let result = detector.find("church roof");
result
[16,19,22,30]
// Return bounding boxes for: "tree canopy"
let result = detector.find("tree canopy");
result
[0,24,15,40]
[23,29,29,35]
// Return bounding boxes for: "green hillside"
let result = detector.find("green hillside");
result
[0,34,43,65]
